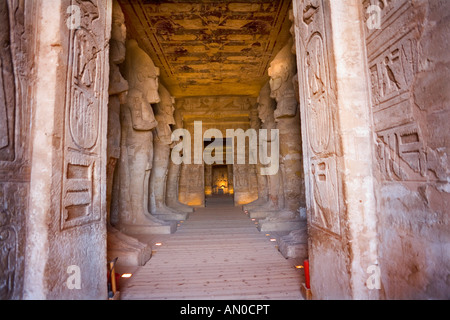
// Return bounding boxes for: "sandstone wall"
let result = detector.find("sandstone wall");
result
[363,0,450,299]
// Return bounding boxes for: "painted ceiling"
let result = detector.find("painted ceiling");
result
[118,0,292,98]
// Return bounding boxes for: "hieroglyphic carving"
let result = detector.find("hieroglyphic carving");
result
[0,0,33,300]
[61,0,105,230]
[0,0,16,162]
[363,0,429,182]
[305,33,333,156]
[0,209,17,300]
[296,0,341,235]
[310,158,340,235]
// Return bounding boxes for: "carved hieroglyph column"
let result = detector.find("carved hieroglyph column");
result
[25,0,113,299]
[117,39,176,235]
[150,84,189,221]
[293,0,378,299]
[165,104,194,213]
[0,0,35,300]
[106,0,151,267]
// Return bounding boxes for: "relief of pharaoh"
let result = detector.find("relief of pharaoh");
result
[149,84,189,221]
[117,39,175,235]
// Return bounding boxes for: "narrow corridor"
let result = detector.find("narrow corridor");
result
[120,196,304,300]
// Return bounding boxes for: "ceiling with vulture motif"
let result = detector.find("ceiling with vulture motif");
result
[118,0,292,97]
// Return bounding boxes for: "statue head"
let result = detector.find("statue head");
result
[268,41,298,119]
[154,84,176,144]
[124,39,160,104]
[110,0,127,64]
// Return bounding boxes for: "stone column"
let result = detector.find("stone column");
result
[293,0,378,299]
[150,84,189,221]
[106,0,151,267]
[25,0,112,299]
[0,0,35,300]
[116,39,176,235]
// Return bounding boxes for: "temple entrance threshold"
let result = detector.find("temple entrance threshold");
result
[119,195,304,300]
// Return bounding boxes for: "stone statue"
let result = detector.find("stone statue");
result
[246,82,282,219]
[117,39,175,235]
[106,0,152,266]
[258,40,305,232]
[166,102,194,213]
[149,84,190,221]
[243,98,268,211]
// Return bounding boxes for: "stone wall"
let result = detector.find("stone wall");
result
[363,0,450,299]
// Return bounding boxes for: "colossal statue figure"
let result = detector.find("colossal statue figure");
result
[246,82,282,219]
[150,84,190,221]
[106,1,152,266]
[166,103,194,213]
[258,40,305,232]
[117,39,176,235]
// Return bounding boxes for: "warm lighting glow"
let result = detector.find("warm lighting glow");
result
[265,234,270,237]
[251,219,255,221]
[270,238,277,242]
[295,265,304,269]
[155,243,162,246]
[121,273,133,278]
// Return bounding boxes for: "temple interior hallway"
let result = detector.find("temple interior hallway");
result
[119,195,304,300]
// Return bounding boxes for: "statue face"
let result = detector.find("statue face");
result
[161,98,176,126]
[137,66,160,104]
[257,97,269,123]
[112,2,126,43]
[111,18,126,44]
[268,63,289,101]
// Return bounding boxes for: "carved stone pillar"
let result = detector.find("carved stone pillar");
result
[293,0,378,299]
[0,0,34,300]
[25,0,112,299]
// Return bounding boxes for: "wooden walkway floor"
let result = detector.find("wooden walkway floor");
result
[120,196,304,300]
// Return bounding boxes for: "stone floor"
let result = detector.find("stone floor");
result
[118,195,304,300]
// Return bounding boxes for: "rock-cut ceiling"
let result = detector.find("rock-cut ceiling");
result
[118,0,292,98]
